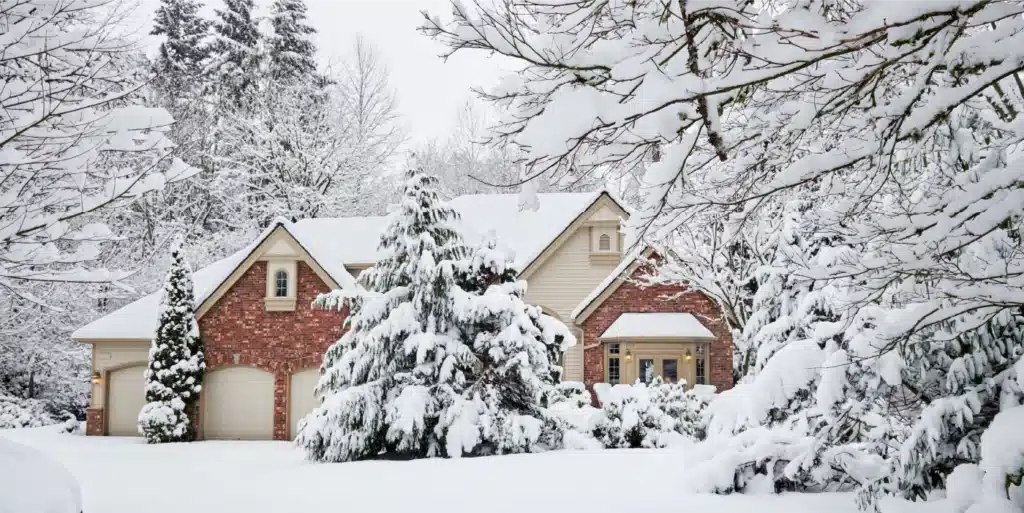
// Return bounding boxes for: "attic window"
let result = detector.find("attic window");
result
[598,233,611,251]
[274,269,289,297]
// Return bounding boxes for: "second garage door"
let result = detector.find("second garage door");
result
[203,367,274,440]
[107,365,146,436]
[289,368,321,439]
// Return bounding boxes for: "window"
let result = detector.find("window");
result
[639,359,654,384]
[696,344,706,385]
[663,359,678,383]
[274,269,288,297]
[598,233,611,251]
[607,343,620,384]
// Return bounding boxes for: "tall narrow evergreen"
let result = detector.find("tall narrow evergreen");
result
[138,236,206,443]
[268,0,317,81]
[210,0,261,105]
[150,0,211,103]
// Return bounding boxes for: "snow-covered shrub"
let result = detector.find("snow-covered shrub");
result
[139,236,205,443]
[543,381,592,409]
[0,394,56,429]
[938,405,1024,513]
[590,379,707,449]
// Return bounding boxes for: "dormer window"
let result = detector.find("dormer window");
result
[589,224,621,263]
[598,233,612,251]
[274,269,288,297]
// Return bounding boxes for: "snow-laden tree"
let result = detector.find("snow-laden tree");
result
[150,0,211,106]
[209,0,261,106]
[298,169,574,462]
[1,0,195,327]
[267,0,318,82]
[138,236,205,443]
[424,1,1024,508]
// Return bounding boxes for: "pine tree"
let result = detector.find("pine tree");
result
[209,0,261,105]
[138,236,205,443]
[267,0,317,81]
[151,0,211,104]
[297,169,574,462]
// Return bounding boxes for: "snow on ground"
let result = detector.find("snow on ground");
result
[1,427,944,513]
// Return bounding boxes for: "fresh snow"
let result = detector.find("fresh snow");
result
[0,435,81,513]
[600,313,715,340]
[0,427,945,513]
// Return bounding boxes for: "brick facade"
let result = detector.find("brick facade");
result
[197,261,345,440]
[85,407,104,436]
[579,265,733,398]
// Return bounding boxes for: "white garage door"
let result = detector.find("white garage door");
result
[289,369,321,439]
[203,367,274,440]
[107,365,146,436]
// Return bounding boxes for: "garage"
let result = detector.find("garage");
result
[107,365,146,436]
[289,368,321,439]
[202,367,274,440]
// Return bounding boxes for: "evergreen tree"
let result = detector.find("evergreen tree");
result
[209,0,261,105]
[150,0,211,104]
[297,169,573,462]
[138,236,205,443]
[268,0,317,81]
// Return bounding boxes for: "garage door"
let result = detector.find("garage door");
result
[107,365,146,436]
[289,369,321,439]
[203,367,274,440]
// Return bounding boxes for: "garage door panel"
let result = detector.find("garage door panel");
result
[203,367,274,440]
[107,365,146,436]
[289,369,321,439]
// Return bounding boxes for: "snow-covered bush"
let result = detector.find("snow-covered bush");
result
[543,381,592,409]
[139,237,205,443]
[590,379,708,449]
[0,394,56,429]
[298,169,576,462]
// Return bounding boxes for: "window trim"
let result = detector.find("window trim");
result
[274,269,289,298]
[598,233,612,251]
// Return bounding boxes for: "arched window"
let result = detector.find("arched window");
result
[598,233,612,251]
[274,269,288,297]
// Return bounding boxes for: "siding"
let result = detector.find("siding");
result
[524,228,620,381]
[91,341,150,408]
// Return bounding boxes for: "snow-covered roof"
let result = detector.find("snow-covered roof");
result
[74,191,619,341]
[72,219,357,341]
[599,313,715,340]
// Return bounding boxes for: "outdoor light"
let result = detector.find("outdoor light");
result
[91,372,102,385]
[625,349,633,362]
[685,349,693,362]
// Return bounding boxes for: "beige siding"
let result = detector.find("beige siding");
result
[525,229,620,381]
[92,341,150,408]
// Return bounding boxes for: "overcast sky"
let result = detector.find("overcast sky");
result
[131,0,508,148]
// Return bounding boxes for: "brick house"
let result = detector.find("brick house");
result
[74,191,733,440]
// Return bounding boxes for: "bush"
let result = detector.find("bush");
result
[0,394,57,429]
[543,381,592,409]
[590,379,711,448]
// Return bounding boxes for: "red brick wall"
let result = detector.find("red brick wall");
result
[580,267,733,398]
[198,261,345,440]
[86,407,104,436]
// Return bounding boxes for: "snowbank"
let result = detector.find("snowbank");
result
[0,436,82,513]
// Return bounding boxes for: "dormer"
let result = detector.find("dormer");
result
[585,203,624,264]
[262,236,299,312]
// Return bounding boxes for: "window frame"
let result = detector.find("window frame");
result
[274,269,289,298]
[598,233,612,251]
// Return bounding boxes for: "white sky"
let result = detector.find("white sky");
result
[131,0,509,148]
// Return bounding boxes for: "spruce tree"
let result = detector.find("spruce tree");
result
[297,169,573,462]
[151,0,211,104]
[138,236,206,443]
[268,0,317,81]
[210,0,261,105]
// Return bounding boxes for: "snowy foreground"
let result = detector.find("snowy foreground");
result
[0,428,951,513]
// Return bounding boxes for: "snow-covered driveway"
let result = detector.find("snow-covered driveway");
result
[1,427,939,513]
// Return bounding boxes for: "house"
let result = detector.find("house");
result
[73,191,733,440]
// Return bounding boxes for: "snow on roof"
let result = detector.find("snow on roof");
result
[570,248,649,321]
[74,191,618,341]
[599,313,715,340]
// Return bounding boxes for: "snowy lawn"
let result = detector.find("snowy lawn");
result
[1,427,942,513]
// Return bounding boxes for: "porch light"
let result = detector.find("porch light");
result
[625,349,632,362]
[685,349,693,362]
[91,372,102,385]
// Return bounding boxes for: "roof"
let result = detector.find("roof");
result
[599,313,715,340]
[571,247,653,322]
[72,219,356,341]
[74,191,620,341]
